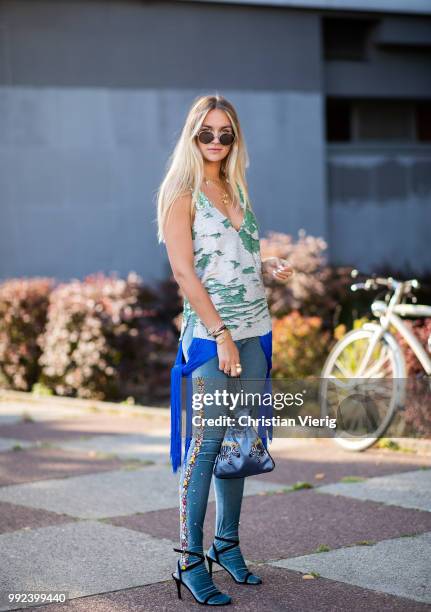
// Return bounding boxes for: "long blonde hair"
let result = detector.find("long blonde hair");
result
[156,94,251,244]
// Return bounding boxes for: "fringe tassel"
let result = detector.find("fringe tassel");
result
[258,330,273,450]
[170,340,185,473]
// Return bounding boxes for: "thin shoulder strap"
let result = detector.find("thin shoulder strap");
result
[236,182,247,210]
[189,189,196,226]
[237,183,244,203]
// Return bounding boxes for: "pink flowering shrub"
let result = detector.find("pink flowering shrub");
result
[397,318,431,376]
[0,278,54,390]
[37,272,179,404]
[396,318,431,437]
[260,229,353,326]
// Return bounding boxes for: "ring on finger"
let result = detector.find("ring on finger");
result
[231,363,242,375]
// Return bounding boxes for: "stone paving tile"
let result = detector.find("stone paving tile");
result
[0,521,178,611]
[0,437,36,452]
[0,447,128,486]
[0,414,169,443]
[318,468,431,512]
[50,434,170,464]
[270,438,431,466]
[0,500,78,535]
[0,420,109,443]
[271,531,431,604]
[115,489,431,562]
[0,404,89,425]
[255,455,431,487]
[0,412,22,426]
[0,466,283,519]
[24,564,431,612]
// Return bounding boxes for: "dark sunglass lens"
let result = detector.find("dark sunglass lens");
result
[198,131,214,144]
[220,132,235,146]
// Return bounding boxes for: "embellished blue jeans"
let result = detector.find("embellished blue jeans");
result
[178,321,268,568]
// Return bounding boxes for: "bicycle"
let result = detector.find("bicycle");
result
[319,270,431,451]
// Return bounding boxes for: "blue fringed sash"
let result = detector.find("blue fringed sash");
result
[170,330,273,473]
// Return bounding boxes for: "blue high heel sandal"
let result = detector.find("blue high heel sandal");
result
[172,547,232,606]
[206,536,262,585]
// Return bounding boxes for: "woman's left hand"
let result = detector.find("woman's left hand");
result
[273,262,294,283]
[263,257,295,283]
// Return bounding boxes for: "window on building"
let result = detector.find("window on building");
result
[326,98,431,143]
[326,99,351,142]
[323,17,377,61]
[417,101,431,142]
[354,100,415,141]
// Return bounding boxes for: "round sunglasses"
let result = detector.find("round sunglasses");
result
[197,129,235,146]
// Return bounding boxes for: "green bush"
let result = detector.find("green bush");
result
[0,277,54,390]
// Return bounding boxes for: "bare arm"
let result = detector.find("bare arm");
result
[163,193,241,376]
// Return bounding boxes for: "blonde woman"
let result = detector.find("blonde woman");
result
[157,94,293,606]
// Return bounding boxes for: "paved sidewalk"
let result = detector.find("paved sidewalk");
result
[0,397,430,611]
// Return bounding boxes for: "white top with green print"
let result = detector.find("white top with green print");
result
[180,184,272,342]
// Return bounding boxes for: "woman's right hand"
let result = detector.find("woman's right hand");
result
[217,332,241,377]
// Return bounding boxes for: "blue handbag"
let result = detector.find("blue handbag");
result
[213,422,275,479]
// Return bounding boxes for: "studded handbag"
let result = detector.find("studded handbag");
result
[213,422,275,479]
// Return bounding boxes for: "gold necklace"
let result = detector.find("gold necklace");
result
[204,176,231,207]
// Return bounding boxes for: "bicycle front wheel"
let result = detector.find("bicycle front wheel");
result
[319,326,406,451]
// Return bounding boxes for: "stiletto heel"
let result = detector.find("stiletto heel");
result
[172,573,182,599]
[207,556,214,577]
[172,547,231,606]
[206,536,262,585]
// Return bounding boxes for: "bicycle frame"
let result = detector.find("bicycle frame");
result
[370,300,431,375]
[352,279,431,377]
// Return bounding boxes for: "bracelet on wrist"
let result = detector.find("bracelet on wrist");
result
[216,333,227,345]
[215,329,229,344]
[210,325,227,337]
[213,325,227,338]
[208,322,225,336]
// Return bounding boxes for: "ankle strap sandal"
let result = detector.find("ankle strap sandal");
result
[206,536,261,585]
[172,547,232,605]
[173,547,205,571]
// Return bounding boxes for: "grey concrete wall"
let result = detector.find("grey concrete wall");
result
[0,86,326,282]
[182,0,431,15]
[0,1,320,91]
[0,0,326,283]
[328,145,431,273]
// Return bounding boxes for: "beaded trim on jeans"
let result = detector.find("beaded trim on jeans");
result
[178,375,205,568]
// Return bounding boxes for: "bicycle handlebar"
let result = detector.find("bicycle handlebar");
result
[350,274,420,294]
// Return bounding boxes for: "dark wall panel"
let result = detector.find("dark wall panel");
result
[0,0,321,91]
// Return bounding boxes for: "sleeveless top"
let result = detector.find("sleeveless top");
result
[169,183,274,473]
[179,184,272,342]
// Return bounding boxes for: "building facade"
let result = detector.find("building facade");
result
[0,0,430,282]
